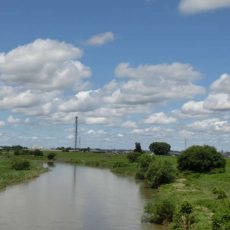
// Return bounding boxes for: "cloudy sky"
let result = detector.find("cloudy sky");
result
[1,0,230,150]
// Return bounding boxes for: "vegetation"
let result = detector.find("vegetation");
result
[178,145,226,173]
[0,154,47,189]
[47,152,56,160]
[145,194,175,224]
[127,151,142,163]
[0,143,229,229]
[134,142,143,153]
[11,159,31,170]
[149,142,171,155]
[146,159,176,188]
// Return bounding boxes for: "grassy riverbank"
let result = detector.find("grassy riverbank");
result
[54,151,230,229]
[55,151,139,176]
[0,155,47,190]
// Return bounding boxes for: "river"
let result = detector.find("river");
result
[0,163,166,230]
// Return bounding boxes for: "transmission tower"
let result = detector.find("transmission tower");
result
[74,116,78,151]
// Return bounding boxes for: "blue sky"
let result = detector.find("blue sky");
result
[1,0,230,150]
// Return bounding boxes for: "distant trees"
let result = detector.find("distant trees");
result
[134,142,142,153]
[127,142,143,162]
[178,145,226,173]
[149,142,171,155]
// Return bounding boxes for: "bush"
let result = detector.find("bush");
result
[32,149,44,156]
[47,153,56,160]
[127,152,142,163]
[212,187,228,200]
[149,142,171,155]
[146,159,176,188]
[172,201,195,230]
[135,153,153,179]
[212,208,230,230]
[178,145,225,173]
[11,159,31,170]
[145,195,175,224]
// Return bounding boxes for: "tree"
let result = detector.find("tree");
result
[178,145,225,173]
[134,142,142,153]
[149,142,171,155]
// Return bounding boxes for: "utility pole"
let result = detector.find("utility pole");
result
[74,116,78,151]
[185,138,188,149]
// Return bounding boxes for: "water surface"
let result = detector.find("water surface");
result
[0,163,166,230]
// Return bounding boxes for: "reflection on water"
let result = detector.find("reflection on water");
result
[0,163,166,230]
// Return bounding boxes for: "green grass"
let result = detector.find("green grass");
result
[53,151,139,176]
[0,154,47,190]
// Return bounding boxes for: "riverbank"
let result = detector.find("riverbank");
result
[0,155,47,190]
[55,151,139,176]
[54,151,230,229]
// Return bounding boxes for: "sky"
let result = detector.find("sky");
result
[1,0,230,151]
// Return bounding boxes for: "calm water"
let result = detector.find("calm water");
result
[0,163,166,230]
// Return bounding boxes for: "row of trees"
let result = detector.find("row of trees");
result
[132,141,225,173]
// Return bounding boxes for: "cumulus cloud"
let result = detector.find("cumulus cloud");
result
[113,62,204,105]
[0,39,91,91]
[7,115,20,124]
[188,118,230,132]
[86,32,115,46]
[210,74,230,93]
[144,112,177,124]
[179,0,230,14]
[204,93,230,111]
[0,121,5,127]
[59,90,102,112]
[121,121,137,129]
[181,100,210,114]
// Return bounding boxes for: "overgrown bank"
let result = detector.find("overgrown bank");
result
[0,154,47,190]
[54,150,230,229]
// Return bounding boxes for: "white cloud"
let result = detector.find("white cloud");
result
[0,39,91,91]
[121,121,137,129]
[179,0,230,14]
[113,62,204,105]
[59,90,102,112]
[210,74,230,93]
[0,121,5,127]
[85,117,108,125]
[7,115,20,124]
[188,118,230,132]
[204,93,230,111]
[144,112,177,124]
[181,100,210,114]
[0,90,41,110]
[86,32,115,46]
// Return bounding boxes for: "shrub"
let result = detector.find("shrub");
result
[212,187,228,200]
[212,208,230,230]
[149,142,171,155]
[47,152,56,160]
[178,145,225,173]
[11,159,31,170]
[146,159,176,188]
[145,195,175,224]
[32,149,44,156]
[135,153,153,179]
[127,152,142,163]
[172,201,195,230]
